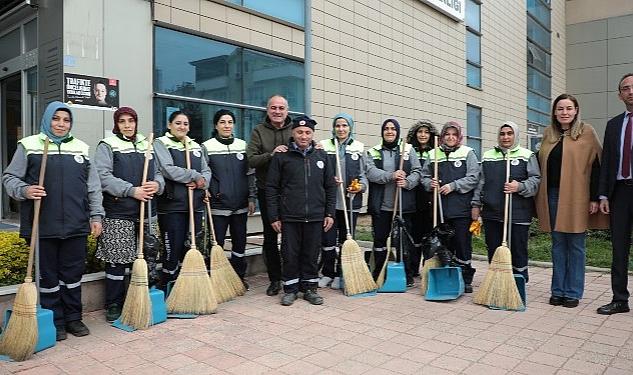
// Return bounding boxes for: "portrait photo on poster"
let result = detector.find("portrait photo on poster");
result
[64,73,119,111]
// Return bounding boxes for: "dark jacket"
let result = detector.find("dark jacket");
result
[247,116,293,189]
[319,138,367,211]
[599,112,629,200]
[265,141,336,223]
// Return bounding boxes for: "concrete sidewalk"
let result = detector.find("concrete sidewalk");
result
[2,259,633,375]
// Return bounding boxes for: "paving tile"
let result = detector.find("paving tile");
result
[329,359,374,374]
[101,353,147,371]
[225,360,272,374]
[203,352,246,370]
[604,368,632,375]
[526,351,567,367]
[429,354,471,372]
[353,349,393,366]
[277,359,324,375]
[378,357,424,374]
[479,353,521,370]
[562,358,606,374]
[513,361,558,375]
[9,364,63,375]
[572,349,614,366]
[252,352,295,369]
[463,362,508,375]
[120,363,171,375]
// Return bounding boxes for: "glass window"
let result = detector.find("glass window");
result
[466,31,480,64]
[0,28,20,63]
[467,63,481,88]
[154,27,305,112]
[527,0,551,28]
[527,16,550,50]
[154,97,266,143]
[528,108,550,127]
[24,19,37,52]
[527,90,550,114]
[527,41,551,74]
[467,105,482,157]
[527,66,551,97]
[465,0,480,31]
[226,0,305,26]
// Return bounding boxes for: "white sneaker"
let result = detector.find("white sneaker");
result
[318,276,333,288]
[330,277,341,289]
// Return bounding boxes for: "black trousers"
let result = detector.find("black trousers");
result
[321,210,357,278]
[411,208,433,269]
[257,188,282,282]
[158,211,203,287]
[446,217,476,285]
[105,262,131,306]
[371,211,415,280]
[483,219,530,282]
[610,182,633,302]
[39,237,86,327]
[281,221,322,293]
[212,213,248,278]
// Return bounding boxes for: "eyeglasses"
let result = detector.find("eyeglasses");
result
[620,85,633,92]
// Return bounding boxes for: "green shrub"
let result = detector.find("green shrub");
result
[0,232,104,287]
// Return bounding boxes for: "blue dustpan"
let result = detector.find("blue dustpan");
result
[425,266,464,301]
[2,305,56,354]
[378,262,407,293]
[112,287,168,331]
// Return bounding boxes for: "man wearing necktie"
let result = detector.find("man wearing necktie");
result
[597,73,633,315]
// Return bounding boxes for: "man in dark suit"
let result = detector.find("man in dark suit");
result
[597,73,633,315]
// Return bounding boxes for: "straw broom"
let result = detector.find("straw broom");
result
[472,153,524,310]
[376,139,406,288]
[0,138,49,361]
[166,137,217,314]
[119,134,154,329]
[335,138,377,296]
[420,136,442,295]
[205,195,245,303]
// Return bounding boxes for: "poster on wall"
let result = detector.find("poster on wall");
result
[64,73,119,111]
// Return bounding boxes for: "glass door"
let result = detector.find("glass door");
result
[1,73,22,220]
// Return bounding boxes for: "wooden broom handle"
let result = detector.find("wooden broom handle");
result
[334,138,352,238]
[501,152,511,246]
[137,133,154,258]
[184,137,197,250]
[433,136,439,227]
[25,138,49,282]
[204,192,218,246]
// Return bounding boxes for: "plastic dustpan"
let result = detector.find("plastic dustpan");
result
[112,287,168,331]
[2,305,56,356]
[514,274,527,307]
[378,262,406,293]
[164,281,197,319]
[425,266,464,301]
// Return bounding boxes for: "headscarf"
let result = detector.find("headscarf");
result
[407,119,438,152]
[381,118,400,149]
[112,106,138,138]
[439,121,464,152]
[497,121,520,152]
[40,101,73,145]
[331,113,355,143]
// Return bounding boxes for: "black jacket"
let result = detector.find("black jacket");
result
[599,112,629,200]
[265,141,336,223]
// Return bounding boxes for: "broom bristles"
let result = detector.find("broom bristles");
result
[119,258,152,329]
[166,248,217,314]
[420,256,442,296]
[340,239,377,295]
[473,245,524,310]
[0,281,38,361]
[210,244,245,303]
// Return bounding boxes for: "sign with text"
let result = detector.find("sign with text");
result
[64,73,119,111]
[419,0,465,22]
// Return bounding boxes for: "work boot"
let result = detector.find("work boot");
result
[281,292,298,306]
[303,289,324,305]
[66,320,90,337]
[330,277,341,289]
[105,303,122,323]
[56,326,67,341]
[266,281,281,296]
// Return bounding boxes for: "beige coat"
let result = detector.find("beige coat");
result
[535,123,609,233]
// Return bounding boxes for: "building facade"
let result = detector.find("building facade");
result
[0,0,569,220]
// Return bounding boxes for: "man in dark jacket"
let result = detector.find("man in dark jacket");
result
[246,95,292,296]
[266,115,336,306]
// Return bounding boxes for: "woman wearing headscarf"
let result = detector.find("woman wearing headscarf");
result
[94,107,164,322]
[202,109,255,290]
[535,94,608,308]
[318,113,367,289]
[2,101,104,341]
[407,120,438,273]
[154,111,211,289]
[421,121,480,292]
[365,119,421,286]
[472,121,540,282]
